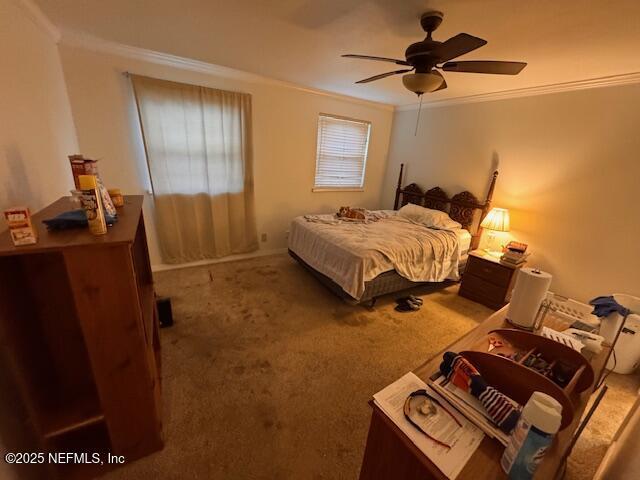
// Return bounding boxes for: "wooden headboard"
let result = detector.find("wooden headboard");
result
[393,163,498,250]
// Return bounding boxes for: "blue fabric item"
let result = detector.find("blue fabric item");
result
[589,296,631,318]
[43,209,117,230]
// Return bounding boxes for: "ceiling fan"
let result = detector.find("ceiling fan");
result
[342,11,527,96]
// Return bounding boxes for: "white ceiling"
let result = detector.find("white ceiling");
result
[36,0,640,106]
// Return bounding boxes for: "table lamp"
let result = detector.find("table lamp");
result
[480,207,510,257]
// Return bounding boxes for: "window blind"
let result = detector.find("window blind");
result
[314,114,371,189]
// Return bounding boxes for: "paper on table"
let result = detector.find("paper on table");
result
[408,395,466,448]
[373,372,484,479]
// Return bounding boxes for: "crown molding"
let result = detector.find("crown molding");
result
[38,21,640,113]
[12,0,60,42]
[395,71,640,111]
[58,29,394,112]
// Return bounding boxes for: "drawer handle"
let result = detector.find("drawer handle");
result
[483,267,492,274]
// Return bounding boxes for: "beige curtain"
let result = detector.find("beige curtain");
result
[131,75,258,264]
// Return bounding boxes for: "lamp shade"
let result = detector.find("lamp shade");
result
[480,207,510,232]
[402,73,444,95]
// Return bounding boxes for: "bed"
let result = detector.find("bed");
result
[288,164,498,306]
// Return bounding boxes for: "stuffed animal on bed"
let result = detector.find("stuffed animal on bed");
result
[337,206,366,220]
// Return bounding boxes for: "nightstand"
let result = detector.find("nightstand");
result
[459,250,524,310]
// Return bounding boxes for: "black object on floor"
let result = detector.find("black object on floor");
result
[396,295,423,306]
[156,296,174,327]
[395,297,421,312]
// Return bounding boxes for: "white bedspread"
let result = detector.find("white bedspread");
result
[289,211,469,300]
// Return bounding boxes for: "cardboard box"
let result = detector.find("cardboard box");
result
[69,154,98,190]
[3,207,37,246]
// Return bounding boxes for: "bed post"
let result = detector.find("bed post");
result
[482,170,499,218]
[471,170,499,250]
[393,163,404,210]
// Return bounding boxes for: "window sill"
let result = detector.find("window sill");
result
[312,187,365,193]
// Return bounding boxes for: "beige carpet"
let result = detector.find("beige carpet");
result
[104,254,638,480]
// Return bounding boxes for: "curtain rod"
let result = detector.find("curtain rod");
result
[119,72,250,97]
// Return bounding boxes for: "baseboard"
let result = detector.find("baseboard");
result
[151,248,288,273]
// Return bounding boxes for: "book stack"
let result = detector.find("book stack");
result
[501,241,529,266]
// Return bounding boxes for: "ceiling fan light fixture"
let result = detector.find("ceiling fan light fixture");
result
[402,72,444,95]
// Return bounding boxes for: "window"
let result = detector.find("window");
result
[313,114,371,191]
[130,74,257,263]
[131,78,248,197]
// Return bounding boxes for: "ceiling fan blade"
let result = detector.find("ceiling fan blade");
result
[442,61,527,75]
[431,70,447,91]
[342,54,410,66]
[433,33,487,62]
[355,69,413,84]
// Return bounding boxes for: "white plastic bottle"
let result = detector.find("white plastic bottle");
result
[501,392,563,479]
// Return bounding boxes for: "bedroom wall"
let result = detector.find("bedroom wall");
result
[0,0,78,221]
[0,2,78,478]
[381,84,640,302]
[57,41,394,267]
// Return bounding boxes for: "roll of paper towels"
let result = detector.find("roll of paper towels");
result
[507,268,553,329]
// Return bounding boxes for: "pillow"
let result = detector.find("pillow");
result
[398,203,462,230]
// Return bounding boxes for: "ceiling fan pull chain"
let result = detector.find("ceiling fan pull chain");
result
[414,94,424,136]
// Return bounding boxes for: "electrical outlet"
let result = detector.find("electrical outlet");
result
[261,233,267,242]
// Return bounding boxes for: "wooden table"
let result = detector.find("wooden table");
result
[359,306,610,480]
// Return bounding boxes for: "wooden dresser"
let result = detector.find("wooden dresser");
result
[459,251,523,309]
[0,196,162,479]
